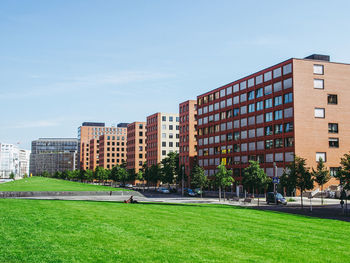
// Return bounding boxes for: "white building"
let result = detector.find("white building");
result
[0,143,30,179]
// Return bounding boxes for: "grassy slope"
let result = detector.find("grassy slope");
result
[0,199,349,263]
[0,176,128,192]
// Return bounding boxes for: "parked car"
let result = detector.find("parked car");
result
[194,188,203,196]
[157,187,170,194]
[125,184,133,188]
[266,192,287,205]
[184,188,197,197]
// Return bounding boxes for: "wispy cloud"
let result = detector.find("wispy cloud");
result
[1,120,61,129]
[0,70,174,99]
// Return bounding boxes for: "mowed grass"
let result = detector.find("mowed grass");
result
[0,176,128,192]
[0,199,349,263]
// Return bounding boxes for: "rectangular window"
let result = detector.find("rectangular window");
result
[248,78,254,87]
[220,89,225,97]
[275,138,283,148]
[283,63,292,75]
[233,84,239,93]
[314,79,324,89]
[256,101,264,111]
[248,116,255,125]
[234,144,240,152]
[241,130,247,139]
[283,78,293,89]
[240,81,246,90]
[329,138,339,148]
[234,132,240,141]
[162,142,166,147]
[264,71,272,82]
[284,122,293,133]
[264,85,272,95]
[265,140,273,149]
[328,123,338,133]
[315,108,325,118]
[248,91,255,100]
[240,93,247,102]
[226,86,232,95]
[265,126,273,136]
[265,112,273,122]
[274,124,283,134]
[274,110,282,120]
[273,68,282,78]
[265,98,272,109]
[328,94,338,105]
[274,96,282,106]
[284,93,293,104]
[314,64,324,75]
[162,150,166,156]
[226,98,232,107]
[330,167,340,177]
[256,75,263,84]
[227,133,233,141]
[316,152,326,162]
[248,103,255,113]
[233,108,239,116]
[169,116,173,122]
[256,88,263,98]
[285,137,294,147]
[273,81,282,92]
[240,106,247,115]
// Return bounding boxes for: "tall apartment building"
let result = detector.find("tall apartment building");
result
[196,54,350,190]
[0,143,30,179]
[89,139,99,170]
[179,100,197,179]
[127,122,146,172]
[146,113,180,166]
[98,132,127,169]
[30,138,78,175]
[78,122,127,170]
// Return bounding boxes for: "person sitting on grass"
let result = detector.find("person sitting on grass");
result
[124,195,138,204]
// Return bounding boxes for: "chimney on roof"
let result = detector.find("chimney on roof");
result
[304,54,330,62]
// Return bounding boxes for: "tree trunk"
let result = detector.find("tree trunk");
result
[200,186,203,199]
[219,186,221,202]
[321,185,324,205]
[258,189,260,206]
[224,187,226,201]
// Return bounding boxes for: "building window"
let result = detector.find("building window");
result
[264,85,272,95]
[328,123,338,133]
[264,71,272,82]
[248,91,255,100]
[316,152,326,162]
[283,63,292,75]
[330,167,340,177]
[234,132,240,140]
[248,103,255,113]
[285,137,294,147]
[284,93,293,104]
[265,140,273,149]
[162,133,166,138]
[233,108,239,116]
[256,88,263,98]
[284,122,293,132]
[169,116,173,122]
[314,79,324,89]
[313,64,324,75]
[265,126,273,136]
[265,98,272,109]
[169,142,173,147]
[265,112,273,122]
[328,94,338,105]
[274,138,283,148]
[273,68,282,78]
[329,138,339,148]
[314,108,325,118]
[162,150,166,156]
[274,110,282,120]
[162,116,166,121]
[162,142,166,147]
[162,125,166,130]
[256,101,264,111]
[169,125,173,130]
[274,124,283,134]
[283,78,293,89]
[274,96,282,106]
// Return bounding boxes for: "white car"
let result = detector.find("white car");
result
[158,187,170,194]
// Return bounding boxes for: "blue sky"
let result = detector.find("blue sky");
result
[1,0,350,150]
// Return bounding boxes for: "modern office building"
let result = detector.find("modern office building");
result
[98,132,127,169]
[196,54,350,190]
[127,122,146,172]
[146,112,180,166]
[30,138,78,175]
[89,138,99,170]
[78,122,128,170]
[0,143,30,179]
[179,100,198,180]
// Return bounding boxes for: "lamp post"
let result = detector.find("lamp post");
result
[181,166,185,197]
[273,162,277,205]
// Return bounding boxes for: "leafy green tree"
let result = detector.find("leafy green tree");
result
[149,164,162,187]
[110,165,120,184]
[312,158,330,205]
[336,153,350,192]
[94,167,107,184]
[127,169,136,184]
[161,152,179,186]
[42,171,50,178]
[9,172,15,180]
[214,161,234,201]
[191,165,207,198]
[117,167,129,186]
[85,169,94,182]
[243,161,271,206]
[281,155,314,209]
[53,171,61,179]
[136,170,145,192]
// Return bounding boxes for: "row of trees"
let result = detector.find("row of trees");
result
[39,152,182,189]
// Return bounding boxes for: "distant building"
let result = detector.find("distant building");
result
[98,132,127,169]
[127,122,146,172]
[179,100,197,180]
[0,143,30,179]
[146,113,179,166]
[78,122,129,170]
[30,138,78,175]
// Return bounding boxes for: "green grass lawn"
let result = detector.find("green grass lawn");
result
[0,199,349,263]
[0,176,128,192]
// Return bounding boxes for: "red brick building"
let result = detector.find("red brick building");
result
[127,122,146,172]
